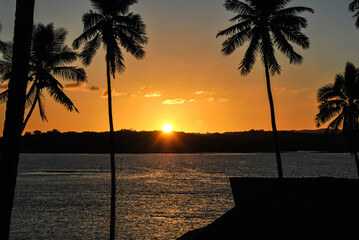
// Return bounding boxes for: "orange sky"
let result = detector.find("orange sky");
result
[1,0,359,134]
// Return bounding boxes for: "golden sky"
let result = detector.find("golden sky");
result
[0,0,359,134]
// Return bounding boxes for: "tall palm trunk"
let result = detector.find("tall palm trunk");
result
[263,54,283,179]
[106,52,116,240]
[0,0,35,239]
[21,89,40,133]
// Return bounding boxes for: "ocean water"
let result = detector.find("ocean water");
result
[10,152,358,239]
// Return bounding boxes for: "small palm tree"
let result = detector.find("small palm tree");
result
[217,0,313,178]
[316,62,359,177]
[349,0,359,28]
[73,0,147,239]
[0,23,86,133]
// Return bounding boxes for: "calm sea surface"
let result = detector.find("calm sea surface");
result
[10,152,358,239]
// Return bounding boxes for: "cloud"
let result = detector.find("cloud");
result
[188,99,198,103]
[88,86,102,91]
[101,88,127,98]
[64,82,103,92]
[144,91,162,98]
[195,90,216,95]
[162,99,186,105]
[207,97,215,102]
[289,88,310,95]
[63,82,86,90]
[273,87,286,95]
[217,98,229,103]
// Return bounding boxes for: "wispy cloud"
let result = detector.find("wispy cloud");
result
[101,88,127,98]
[63,82,86,90]
[217,98,229,103]
[144,91,162,98]
[195,90,216,95]
[289,87,310,95]
[162,99,186,105]
[64,82,103,92]
[273,87,286,95]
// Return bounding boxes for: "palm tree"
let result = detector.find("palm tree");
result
[216,0,313,178]
[316,62,359,177]
[0,0,35,239]
[73,0,147,238]
[0,23,86,133]
[349,0,359,28]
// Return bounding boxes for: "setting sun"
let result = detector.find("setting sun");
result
[162,124,173,133]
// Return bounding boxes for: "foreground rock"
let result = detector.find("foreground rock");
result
[178,177,359,240]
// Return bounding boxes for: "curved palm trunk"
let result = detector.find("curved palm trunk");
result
[21,89,40,134]
[106,53,116,240]
[0,0,35,239]
[263,55,283,179]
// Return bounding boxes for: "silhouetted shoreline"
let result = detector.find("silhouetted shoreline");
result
[0,129,349,154]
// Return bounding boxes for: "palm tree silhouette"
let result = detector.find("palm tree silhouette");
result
[216,0,313,178]
[73,0,147,238]
[0,23,86,133]
[0,0,35,238]
[349,0,359,28]
[316,62,359,177]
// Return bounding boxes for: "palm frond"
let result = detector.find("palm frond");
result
[349,0,359,12]
[47,81,79,112]
[271,15,309,30]
[51,67,87,82]
[238,32,260,75]
[315,101,344,127]
[216,20,252,38]
[224,0,255,15]
[0,88,9,104]
[117,30,146,60]
[273,6,314,16]
[272,28,303,64]
[317,83,346,102]
[37,92,48,122]
[73,24,102,50]
[82,10,104,31]
[79,33,102,66]
[25,82,38,108]
[221,27,252,55]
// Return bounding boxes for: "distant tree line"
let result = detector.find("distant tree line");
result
[0,129,348,154]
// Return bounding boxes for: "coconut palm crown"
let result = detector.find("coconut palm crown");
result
[216,0,314,178]
[349,0,359,28]
[316,62,359,176]
[0,23,86,132]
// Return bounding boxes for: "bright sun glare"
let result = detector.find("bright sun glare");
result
[162,124,173,133]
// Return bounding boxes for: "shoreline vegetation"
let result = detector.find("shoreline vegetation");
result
[0,129,349,154]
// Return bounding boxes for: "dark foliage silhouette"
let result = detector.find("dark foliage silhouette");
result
[0,23,86,133]
[0,22,7,55]
[316,62,359,177]
[217,0,313,178]
[0,129,347,154]
[0,0,35,239]
[73,0,147,238]
[349,0,359,28]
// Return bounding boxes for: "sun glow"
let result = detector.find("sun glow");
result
[162,124,173,133]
